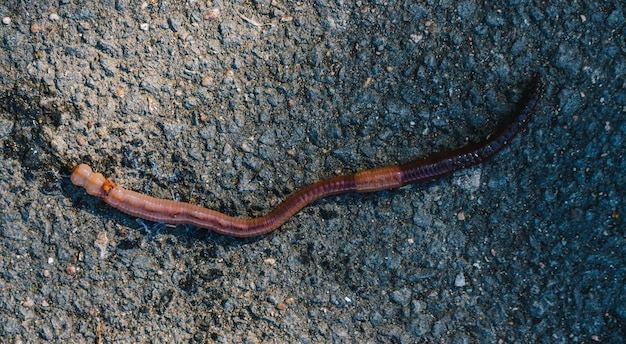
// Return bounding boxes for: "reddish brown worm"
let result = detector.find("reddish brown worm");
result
[72,77,543,237]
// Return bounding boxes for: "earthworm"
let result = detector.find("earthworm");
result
[72,77,543,238]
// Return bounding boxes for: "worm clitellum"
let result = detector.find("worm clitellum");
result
[72,77,543,238]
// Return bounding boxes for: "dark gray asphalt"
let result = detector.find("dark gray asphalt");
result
[0,1,624,342]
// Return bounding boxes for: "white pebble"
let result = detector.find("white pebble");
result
[454,272,466,287]
[140,23,149,31]
[2,17,10,25]
[49,13,60,21]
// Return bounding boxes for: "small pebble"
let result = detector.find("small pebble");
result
[362,77,372,88]
[177,29,190,40]
[140,23,149,31]
[263,258,276,265]
[275,303,286,310]
[94,232,109,259]
[49,13,60,21]
[201,75,213,87]
[390,287,412,305]
[454,272,466,287]
[30,22,43,34]
[66,265,77,275]
[22,297,35,308]
[2,17,11,25]
[241,142,253,153]
[204,8,220,20]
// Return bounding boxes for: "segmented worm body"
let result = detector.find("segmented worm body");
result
[72,77,543,237]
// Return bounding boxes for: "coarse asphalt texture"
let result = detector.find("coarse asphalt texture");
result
[0,1,624,343]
